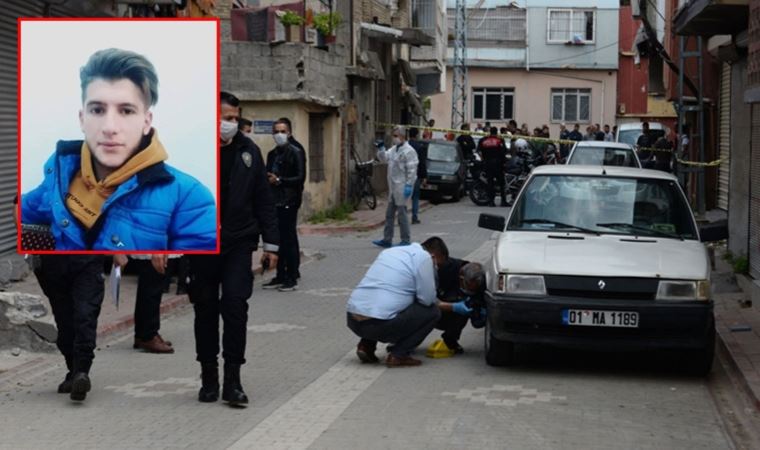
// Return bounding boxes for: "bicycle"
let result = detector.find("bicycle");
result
[350,149,377,210]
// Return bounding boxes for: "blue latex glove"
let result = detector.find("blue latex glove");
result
[452,301,473,316]
[403,184,413,198]
[470,309,487,329]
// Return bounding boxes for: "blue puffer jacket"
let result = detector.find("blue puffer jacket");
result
[21,139,217,251]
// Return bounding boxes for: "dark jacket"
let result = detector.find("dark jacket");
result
[408,139,427,179]
[477,135,507,164]
[568,130,583,141]
[456,134,477,160]
[437,257,468,302]
[266,143,306,208]
[221,132,279,252]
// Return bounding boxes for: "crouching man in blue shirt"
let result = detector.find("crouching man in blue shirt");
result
[346,239,441,367]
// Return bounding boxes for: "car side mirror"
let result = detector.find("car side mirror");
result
[478,214,506,232]
[699,220,727,243]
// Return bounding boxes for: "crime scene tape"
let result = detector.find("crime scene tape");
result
[375,122,578,145]
[375,122,722,167]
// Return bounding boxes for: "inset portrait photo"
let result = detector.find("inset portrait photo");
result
[18,19,219,253]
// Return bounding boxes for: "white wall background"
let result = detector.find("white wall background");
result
[20,20,217,200]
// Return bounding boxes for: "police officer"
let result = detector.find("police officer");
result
[477,127,508,207]
[190,92,279,407]
[263,119,306,292]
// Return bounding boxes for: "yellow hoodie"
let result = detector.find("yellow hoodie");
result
[66,130,168,229]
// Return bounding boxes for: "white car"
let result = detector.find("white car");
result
[478,165,720,374]
[616,122,668,147]
[566,141,642,168]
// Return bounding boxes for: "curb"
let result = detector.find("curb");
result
[716,326,760,410]
[96,293,191,339]
[299,201,433,236]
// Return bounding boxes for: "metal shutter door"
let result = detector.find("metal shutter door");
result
[718,63,731,211]
[750,104,760,278]
[0,2,46,254]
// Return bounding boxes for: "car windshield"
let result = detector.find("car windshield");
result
[568,147,639,167]
[427,143,460,162]
[507,175,698,240]
[618,129,666,146]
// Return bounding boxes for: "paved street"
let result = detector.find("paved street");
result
[0,200,738,450]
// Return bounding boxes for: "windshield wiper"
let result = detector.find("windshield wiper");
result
[521,219,599,235]
[596,222,683,240]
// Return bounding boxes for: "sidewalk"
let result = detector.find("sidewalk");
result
[299,198,432,235]
[713,250,760,409]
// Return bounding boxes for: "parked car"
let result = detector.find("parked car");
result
[420,140,466,202]
[566,141,642,168]
[478,165,723,375]
[616,122,668,147]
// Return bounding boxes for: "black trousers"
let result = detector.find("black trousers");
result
[347,302,441,356]
[434,310,469,348]
[189,243,254,365]
[485,164,506,204]
[276,205,300,283]
[133,259,165,341]
[34,255,105,374]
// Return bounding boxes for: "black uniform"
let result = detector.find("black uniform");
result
[457,134,477,160]
[477,135,508,206]
[266,143,306,286]
[190,132,279,366]
[433,257,469,349]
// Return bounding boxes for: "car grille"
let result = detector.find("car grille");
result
[544,275,658,301]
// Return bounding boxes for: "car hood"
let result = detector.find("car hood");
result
[493,231,709,280]
[427,160,460,175]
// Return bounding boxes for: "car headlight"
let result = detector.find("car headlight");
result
[504,274,546,296]
[440,175,458,181]
[656,280,710,301]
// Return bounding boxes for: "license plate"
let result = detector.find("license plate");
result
[562,309,639,328]
[422,184,438,191]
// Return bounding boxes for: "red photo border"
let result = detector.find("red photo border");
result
[16,17,221,256]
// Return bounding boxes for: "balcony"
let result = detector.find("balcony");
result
[673,0,749,36]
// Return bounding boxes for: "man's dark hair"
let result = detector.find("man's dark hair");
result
[220,91,240,108]
[508,120,517,128]
[278,117,294,132]
[499,127,507,134]
[409,127,420,139]
[421,236,449,259]
[80,48,159,107]
[489,127,498,135]
[238,117,252,129]
[642,121,650,129]
[272,119,291,133]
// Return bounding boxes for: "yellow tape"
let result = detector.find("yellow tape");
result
[676,158,722,167]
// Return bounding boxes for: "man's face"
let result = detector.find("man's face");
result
[459,277,481,296]
[221,103,239,124]
[643,123,650,132]
[604,125,610,133]
[79,78,152,169]
[574,125,580,131]
[430,251,446,268]
[392,131,404,142]
[273,122,290,136]
[241,124,252,134]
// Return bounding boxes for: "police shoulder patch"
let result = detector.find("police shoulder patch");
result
[242,152,253,168]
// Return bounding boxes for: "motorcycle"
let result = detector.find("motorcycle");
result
[468,152,531,207]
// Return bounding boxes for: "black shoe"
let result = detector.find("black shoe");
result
[57,372,73,394]
[262,278,283,290]
[198,362,220,403]
[412,218,420,225]
[278,281,298,292]
[69,372,91,402]
[222,363,248,406]
[176,285,188,296]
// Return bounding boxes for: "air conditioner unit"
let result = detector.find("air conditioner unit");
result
[618,103,626,114]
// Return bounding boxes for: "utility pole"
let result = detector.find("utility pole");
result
[451,0,467,129]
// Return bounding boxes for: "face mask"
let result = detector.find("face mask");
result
[273,132,289,147]
[392,137,401,146]
[220,120,238,141]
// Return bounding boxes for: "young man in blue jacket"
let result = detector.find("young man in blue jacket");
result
[20,48,216,251]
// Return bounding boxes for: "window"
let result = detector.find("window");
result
[547,9,595,44]
[472,88,515,121]
[447,7,526,43]
[551,88,591,123]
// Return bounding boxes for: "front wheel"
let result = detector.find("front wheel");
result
[468,180,491,206]
[362,179,377,210]
[484,318,515,367]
